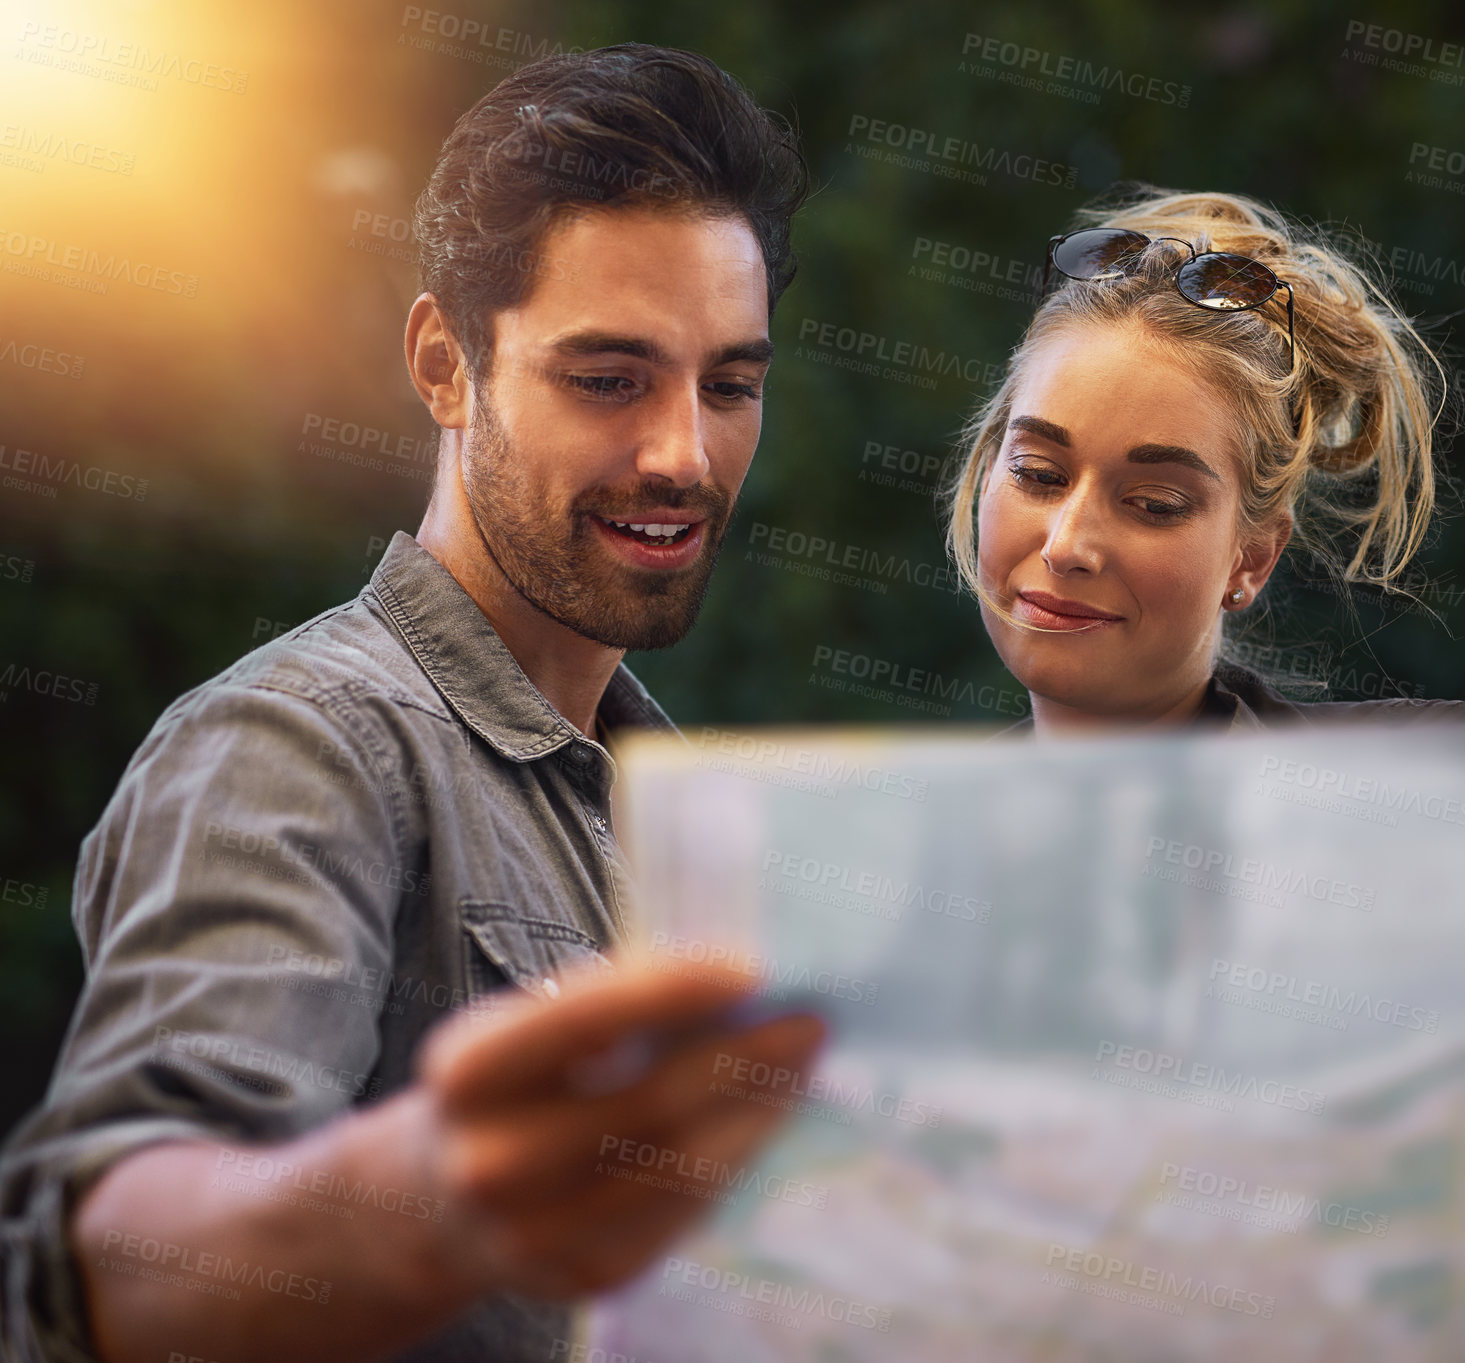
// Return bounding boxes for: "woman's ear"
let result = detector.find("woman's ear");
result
[1224,512,1293,610]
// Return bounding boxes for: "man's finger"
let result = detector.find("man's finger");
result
[484,1097,816,1299]
[434,1012,825,1203]
[422,958,779,1109]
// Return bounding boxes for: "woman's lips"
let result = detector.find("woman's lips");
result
[1014,590,1124,631]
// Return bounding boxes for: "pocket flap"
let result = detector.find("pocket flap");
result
[460,899,614,1000]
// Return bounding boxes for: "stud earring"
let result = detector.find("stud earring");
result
[1229,589,1245,603]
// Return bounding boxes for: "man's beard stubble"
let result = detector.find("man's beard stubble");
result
[460,400,734,651]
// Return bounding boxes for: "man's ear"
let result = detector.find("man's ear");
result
[1225,511,1292,608]
[405,294,472,429]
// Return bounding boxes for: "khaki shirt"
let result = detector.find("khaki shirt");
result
[0,531,675,1362]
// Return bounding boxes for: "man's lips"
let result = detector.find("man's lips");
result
[1015,590,1124,630]
[590,508,709,534]
[588,513,710,570]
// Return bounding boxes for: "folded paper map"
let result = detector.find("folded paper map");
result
[579,723,1465,1362]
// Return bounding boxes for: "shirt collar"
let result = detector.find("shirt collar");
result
[368,531,675,762]
[993,665,1271,738]
[1208,660,1293,733]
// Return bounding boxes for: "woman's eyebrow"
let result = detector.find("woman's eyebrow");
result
[1127,443,1221,481]
[1009,417,1220,482]
[1008,415,1070,445]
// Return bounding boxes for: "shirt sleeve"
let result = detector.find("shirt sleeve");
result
[0,678,411,1362]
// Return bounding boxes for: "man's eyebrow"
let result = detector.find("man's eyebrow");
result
[545,331,774,368]
[713,338,775,367]
[1009,416,1221,482]
[1126,443,1221,481]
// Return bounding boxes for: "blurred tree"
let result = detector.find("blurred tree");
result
[2,0,1462,1133]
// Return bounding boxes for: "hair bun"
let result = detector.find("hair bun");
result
[949,183,1445,595]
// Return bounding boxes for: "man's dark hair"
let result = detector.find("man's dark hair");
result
[413,42,810,375]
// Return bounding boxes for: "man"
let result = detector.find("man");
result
[0,43,821,1363]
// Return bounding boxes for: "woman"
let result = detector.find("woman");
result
[944,186,1463,733]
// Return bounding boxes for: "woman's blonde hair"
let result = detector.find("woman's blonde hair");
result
[945,185,1447,640]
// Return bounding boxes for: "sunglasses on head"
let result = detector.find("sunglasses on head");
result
[1043,227,1295,373]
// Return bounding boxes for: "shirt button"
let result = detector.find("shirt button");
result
[570,745,592,765]
[592,815,607,833]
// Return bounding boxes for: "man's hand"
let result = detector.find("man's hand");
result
[74,958,824,1363]
[417,958,825,1298]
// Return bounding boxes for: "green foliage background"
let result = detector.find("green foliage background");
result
[3,0,1463,1134]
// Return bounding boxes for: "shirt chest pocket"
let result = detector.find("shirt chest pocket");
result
[459,899,616,1002]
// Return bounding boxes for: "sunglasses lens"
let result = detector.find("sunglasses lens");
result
[1177,253,1277,310]
[1052,229,1150,282]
